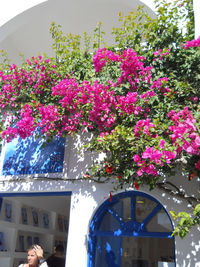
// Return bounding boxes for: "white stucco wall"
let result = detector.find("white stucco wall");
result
[0,0,156,28]
[0,175,199,267]
[0,0,155,64]
[0,0,47,27]
[0,0,199,65]
[193,0,200,38]
[0,133,200,267]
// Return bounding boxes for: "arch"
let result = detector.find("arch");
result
[88,191,176,267]
[0,0,155,64]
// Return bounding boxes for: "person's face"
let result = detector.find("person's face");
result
[27,249,38,266]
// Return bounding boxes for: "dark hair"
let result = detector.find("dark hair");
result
[55,244,64,253]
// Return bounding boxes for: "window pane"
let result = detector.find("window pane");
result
[99,211,121,232]
[112,197,131,222]
[146,208,172,232]
[122,237,175,267]
[135,196,157,223]
[95,236,121,267]
[2,134,65,175]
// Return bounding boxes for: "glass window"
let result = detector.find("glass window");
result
[99,211,121,232]
[121,237,175,266]
[112,197,132,223]
[146,208,173,232]
[135,196,157,223]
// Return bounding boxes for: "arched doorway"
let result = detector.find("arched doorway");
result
[88,191,175,267]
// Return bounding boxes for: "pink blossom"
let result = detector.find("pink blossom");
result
[142,147,162,164]
[133,154,141,163]
[134,119,156,137]
[137,170,143,176]
[163,150,176,163]
[184,36,200,49]
[195,160,200,170]
[160,139,165,149]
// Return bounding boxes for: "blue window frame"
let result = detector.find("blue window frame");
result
[88,191,176,267]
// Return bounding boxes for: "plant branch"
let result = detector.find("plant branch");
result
[156,181,200,207]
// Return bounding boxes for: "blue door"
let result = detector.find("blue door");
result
[88,191,176,267]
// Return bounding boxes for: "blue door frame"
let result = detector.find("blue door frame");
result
[87,191,176,267]
[0,191,72,198]
[0,191,72,211]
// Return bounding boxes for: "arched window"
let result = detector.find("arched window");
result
[88,191,175,267]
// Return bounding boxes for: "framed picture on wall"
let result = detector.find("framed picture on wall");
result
[42,213,49,228]
[21,207,28,224]
[33,236,40,245]
[5,202,12,222]
[19,235,25,252]
[57,216,63,232]
[32,210,39,227]
[0,232,5,251]
[0,198,3,213]
[26,236,32,249]
[63,218,68,233]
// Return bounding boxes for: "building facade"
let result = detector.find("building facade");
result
[0,1,200,267]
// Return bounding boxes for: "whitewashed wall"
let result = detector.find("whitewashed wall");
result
[0,0,156,28]
[0,133,200,267]
[0,0,199,65]
[193,0,200,38]
[0,0,155,64]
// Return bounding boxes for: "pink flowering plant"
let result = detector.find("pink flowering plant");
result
[0,0,199,237]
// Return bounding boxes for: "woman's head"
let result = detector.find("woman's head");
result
[27,245,39,266]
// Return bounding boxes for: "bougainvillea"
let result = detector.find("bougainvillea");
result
[2,45,199,183]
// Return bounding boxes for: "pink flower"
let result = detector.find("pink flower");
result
[184,36,200,49]
[137,170,143,176]
[134,119,156,137]
[27,59,32,66]
[160,139,165,149]
[195,160,200,170]
[163,151,176,163]
[142,147,162,164]
[133,154,141,163]
[10,64,17,70]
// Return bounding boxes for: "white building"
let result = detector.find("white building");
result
[0,1,200,267]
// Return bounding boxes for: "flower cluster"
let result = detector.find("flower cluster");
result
[0,46,200,184]
[133,146,177,177]
[168,107,200,155]
[184,36,200,49]
[0,56,59,109]
[153,49,170,61]
[93,48,151,90]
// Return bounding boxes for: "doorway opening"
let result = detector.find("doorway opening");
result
[0,191,71,267]
[88,191,175,267]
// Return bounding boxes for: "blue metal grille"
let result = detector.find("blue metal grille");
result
[2,132,65,175]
